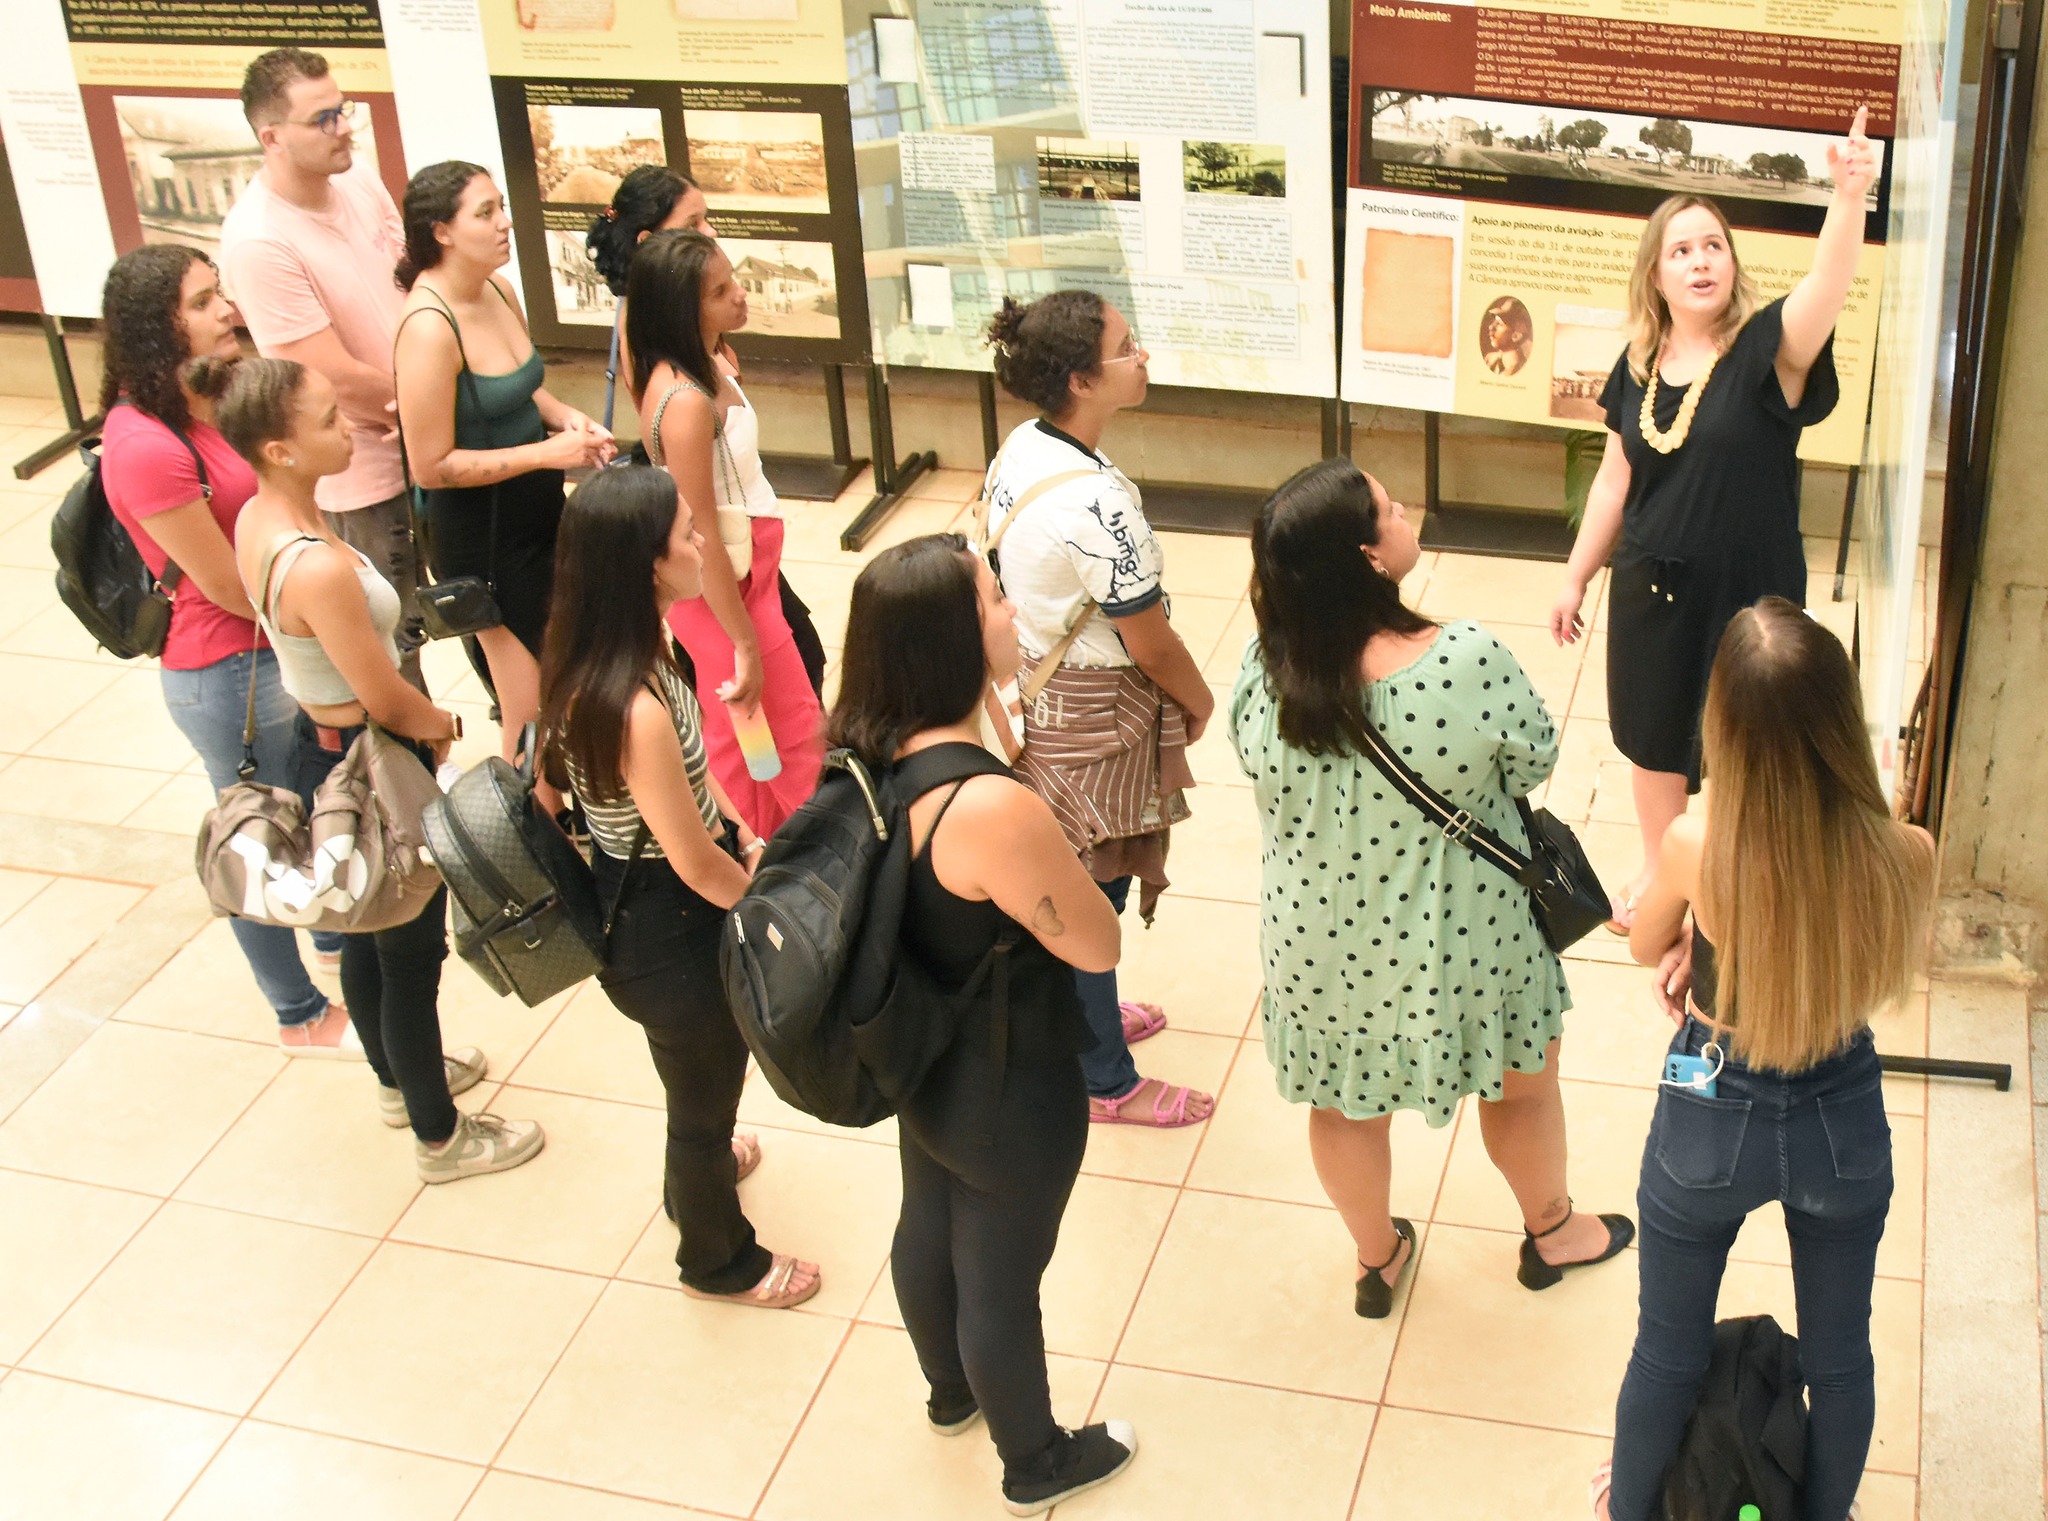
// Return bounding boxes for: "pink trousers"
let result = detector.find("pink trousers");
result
[665,515,825,837]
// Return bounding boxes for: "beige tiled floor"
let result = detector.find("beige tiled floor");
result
[0,419,1942,1519]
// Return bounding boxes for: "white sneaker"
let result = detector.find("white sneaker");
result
[415,1111,544,1183]
[380,1048,488,1127]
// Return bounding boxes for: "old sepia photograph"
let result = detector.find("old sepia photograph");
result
[1182,141,1287,198]
[1369,92,1883,210]
[116,95,379,260]
[1550,305,1626,422]
[531,103,666,206]
[1036,137,1141,202]
[721,236,839,340]
[685,110,830,216]
[1477,294,1533,377]
[547,228,616,326]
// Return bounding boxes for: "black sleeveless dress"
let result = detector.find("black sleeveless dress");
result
[1598,297,1838,788]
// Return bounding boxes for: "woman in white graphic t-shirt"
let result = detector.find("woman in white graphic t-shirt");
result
[980,290,1217,1131]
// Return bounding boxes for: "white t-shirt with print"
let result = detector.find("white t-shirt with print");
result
[983,419,1165,671]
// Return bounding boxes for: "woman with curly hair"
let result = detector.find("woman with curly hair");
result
[97,243,351,1053]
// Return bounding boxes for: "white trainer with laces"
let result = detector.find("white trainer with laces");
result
[415,1111,544,1183]
[380,1047,489,1127]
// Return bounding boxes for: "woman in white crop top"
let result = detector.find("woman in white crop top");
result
[627,230,826,836]
[222,356,546,1186]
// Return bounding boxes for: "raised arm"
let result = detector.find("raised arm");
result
[1551,430,1630,645]
[1779,106,1879,386]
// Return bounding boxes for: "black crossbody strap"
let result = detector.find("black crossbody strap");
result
[601,824,651,939]
[395,297,499,590]
[1353,716,1542,890]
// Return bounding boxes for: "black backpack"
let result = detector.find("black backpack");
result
[1661,1315,1808,1521]
[721,744,1018,1129]
[50,408,203,660]
[422,727,617,1008]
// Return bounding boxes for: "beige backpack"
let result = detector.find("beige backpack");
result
[195,537,443,933]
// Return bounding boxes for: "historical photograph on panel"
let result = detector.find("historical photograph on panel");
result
[719,236,839,339]
[1368,93,1882,211]
[516,0,618,30]
[1035,137,1141,202]
[1182,141,1287,197]
[547,227,616,326]
[684,110,830,216]
[532,104,666,206]
[1550,305,1626,422]
[115,96,379,260]
[1477,294,1533,377]
[672,0,798,18]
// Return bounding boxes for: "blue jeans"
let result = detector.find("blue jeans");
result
[162,649,338,1027]
[1073,876,1139,1100]
[1609,1019,1892,1521]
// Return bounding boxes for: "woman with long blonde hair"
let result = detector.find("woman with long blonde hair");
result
[1593,597,1933,1521]
[1549,110,1879,933]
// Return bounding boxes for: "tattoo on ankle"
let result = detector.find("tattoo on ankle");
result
[1032,895,1065,936]
[1540,1196,1570,1224]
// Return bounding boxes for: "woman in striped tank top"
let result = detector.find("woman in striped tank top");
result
[538,465,821,1310]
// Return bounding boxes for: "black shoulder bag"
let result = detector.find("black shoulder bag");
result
[1355,717,1610,953]
[397,295,503,641]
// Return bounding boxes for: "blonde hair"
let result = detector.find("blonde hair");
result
[1698,599,1933,1072]
[1626,196,1759,381]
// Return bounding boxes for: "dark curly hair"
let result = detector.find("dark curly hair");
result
[986,291,1105,415]
[395,159,489,291]
[99,244,213,431]
[587,165,698,296]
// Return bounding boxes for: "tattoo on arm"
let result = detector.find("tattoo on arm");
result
[1031,895,1066,937]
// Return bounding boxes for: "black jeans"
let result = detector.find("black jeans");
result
[594,849,770,1295]
[292,715,457,1144]
[1610,1019,1892,1521]
[893,1049,1088,1479]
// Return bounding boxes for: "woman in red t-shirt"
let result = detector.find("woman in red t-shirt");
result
[98,245,352,1053]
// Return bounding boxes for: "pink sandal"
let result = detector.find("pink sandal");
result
[1118,1001,1167,1044]
[681,1252,822,1310]
[1589,1460,1611,1517]
[1089,1077,1211,1128]
[733,1132,762,1182]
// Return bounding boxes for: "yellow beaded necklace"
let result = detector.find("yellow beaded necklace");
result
[1639,344,1722,455]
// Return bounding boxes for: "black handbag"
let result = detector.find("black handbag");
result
[1355,716,1610,953]
[396,296,505,642]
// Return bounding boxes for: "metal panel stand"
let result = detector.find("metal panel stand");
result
[758,362,870,501]
[1415,411,1576,561]
[1878,1053,2012,1088]
[14,316,101,480]
[839,366,935,550]
[1831,464,1861,601]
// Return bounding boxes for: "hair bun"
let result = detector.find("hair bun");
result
[182,353,237,401]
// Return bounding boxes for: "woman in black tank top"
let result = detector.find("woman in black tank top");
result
[828,534,1141,1516]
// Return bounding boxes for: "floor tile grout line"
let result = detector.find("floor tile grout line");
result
[475,1265,618,1481]
[744,1311,863,1519]
[1087,1032,1254,1425]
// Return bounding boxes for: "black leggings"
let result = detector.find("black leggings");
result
[594,849,771,1295]
[893,1052,1088,1477]
[293,716,457,1144]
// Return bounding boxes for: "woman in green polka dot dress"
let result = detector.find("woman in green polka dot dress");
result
[1229,460,1632,1319]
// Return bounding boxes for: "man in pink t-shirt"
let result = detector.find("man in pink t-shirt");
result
[220,46,423,686]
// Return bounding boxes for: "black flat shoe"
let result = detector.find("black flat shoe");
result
[1355,1217,1416,1319]
[1518,1203,1634,1290]
[927,1388,982,1436]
